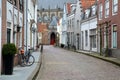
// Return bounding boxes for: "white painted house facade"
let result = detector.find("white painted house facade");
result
[74,0,82,50]
[6,1,23,46]
[61,3,68,47]
[67,3,76,48]
[24,0,37,50]
[57,18,62,46]
[80,4,97,52]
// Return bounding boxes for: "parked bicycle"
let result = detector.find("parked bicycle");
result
[18,47,35,67]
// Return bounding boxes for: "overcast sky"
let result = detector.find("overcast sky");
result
[37,0,77,9]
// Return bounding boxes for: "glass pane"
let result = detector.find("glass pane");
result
[113,5,118,13]
[114,0,118,5]
[7,29,11,43]
[113,32,117,48]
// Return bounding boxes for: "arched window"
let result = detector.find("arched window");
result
[51,13,55,20]
[8,10,13,22]
[43,14,48,22]
[14,15,17,25]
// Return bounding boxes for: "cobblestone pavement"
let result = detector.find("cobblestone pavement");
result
[36,45,120,80]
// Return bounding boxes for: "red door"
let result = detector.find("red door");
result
[50,33,55,45]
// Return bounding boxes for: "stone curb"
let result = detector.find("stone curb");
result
[61,47,120,67]
[75,51,120,67]
[27,51,43,80]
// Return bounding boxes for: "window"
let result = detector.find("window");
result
[8,0,13,3]
[7,22,12,43]
[70,32,72,45]
[70,19,71,28]
[81,31,84,49]
[7,29,11,43]
[92,6,96,15]
[85,9,90,18]
[77,20,79,28]
[99,3,103,20]
[72,32,74,45]
[0,1,1,17]
[90,29,96,48]
[112,25,117,48]
[68,20,69,27]
[93,36,96,48]
[60,13,63,18]
[14,0,17,6]
[85,30,88,46]
[72,18,74,28]
[19,0,23,11]
[43,15,48,22]
[105,0,109,18]
[13,32,16,45]
[112,0,118,15]
[104,27,106,48]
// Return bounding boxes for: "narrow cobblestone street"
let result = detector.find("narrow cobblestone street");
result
[36,45,120,80]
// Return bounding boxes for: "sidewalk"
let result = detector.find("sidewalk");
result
[0,50,42,80]
[76,50,120,66]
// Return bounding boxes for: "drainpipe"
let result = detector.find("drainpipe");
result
[0,0,1,75]
[24,0,28,52]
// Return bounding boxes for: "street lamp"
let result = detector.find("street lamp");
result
[31,23,37,50]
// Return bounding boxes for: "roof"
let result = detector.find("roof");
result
[81,0,96,10]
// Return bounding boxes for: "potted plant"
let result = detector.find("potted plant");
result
[2,43,17,75]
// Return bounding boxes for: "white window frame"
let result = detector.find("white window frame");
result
[72,18,74,28]
[112,0,118,15]
[13,25,17,45]
[85,30,88,46]
[105,0,109,18]
[104,26,106,48]
[112,25,117,48]
[99,3,103,20]
[7,22,12,43]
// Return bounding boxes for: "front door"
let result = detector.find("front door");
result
[50,33,55,45]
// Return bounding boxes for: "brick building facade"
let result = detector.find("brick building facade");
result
[37,22,49,45]
[1,0,24,73]
[2,0,24,46]
[97,0,120,58]
[37,7,63,45]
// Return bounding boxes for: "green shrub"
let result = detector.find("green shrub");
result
[2,43,17,55]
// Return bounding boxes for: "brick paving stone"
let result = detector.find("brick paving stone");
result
[36,45,120,80]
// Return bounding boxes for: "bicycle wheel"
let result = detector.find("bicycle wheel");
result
[19,54,26,67]
[17,54,22,65]
[25,55,35,66]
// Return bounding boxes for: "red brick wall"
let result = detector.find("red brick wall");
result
[37,22,49,44]
[2,0,7,46]
[1,0,24,68]
[97,0,120,49]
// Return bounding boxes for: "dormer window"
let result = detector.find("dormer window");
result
[92,5,96,15]
[85,9,90,18]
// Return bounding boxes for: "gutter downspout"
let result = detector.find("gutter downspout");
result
[0,0,2,75]
[24,0,28,52]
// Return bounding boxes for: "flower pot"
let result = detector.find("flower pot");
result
[3,54,14,75]
[2,43,17,75]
